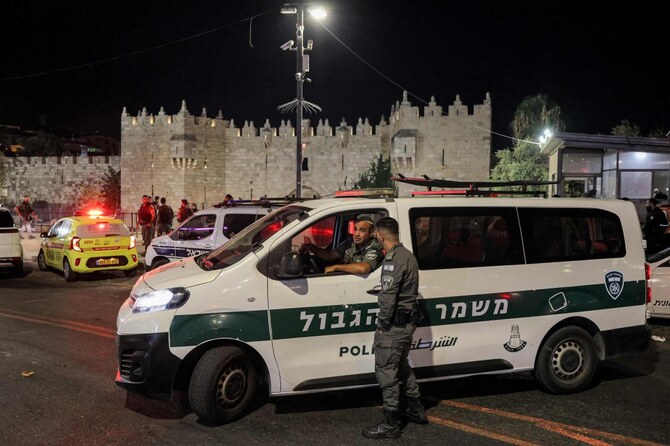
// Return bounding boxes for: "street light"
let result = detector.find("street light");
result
[278,3,326,199]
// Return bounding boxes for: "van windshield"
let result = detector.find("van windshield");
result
[197,205,309,271]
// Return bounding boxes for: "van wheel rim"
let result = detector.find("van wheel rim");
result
[216,363,247,408]
[551,340,585,381]
[63,261,70,277]
[38,253,46,269]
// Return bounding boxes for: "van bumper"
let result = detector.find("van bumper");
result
[115,333,181,400]
[601,323,651,359]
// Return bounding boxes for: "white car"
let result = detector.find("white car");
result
[144,202,279,270]
[648,247,670,319]
[0,207,23,276]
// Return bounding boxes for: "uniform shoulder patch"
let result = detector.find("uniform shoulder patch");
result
[383,264,394,271]
[365,251,379,260]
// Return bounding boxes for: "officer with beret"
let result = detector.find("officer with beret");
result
[301,215,383,274]
[363,216,427,440]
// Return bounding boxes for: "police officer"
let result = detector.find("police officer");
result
[363,216,426,440]
[644,197,669,254]
[301,215,383,274]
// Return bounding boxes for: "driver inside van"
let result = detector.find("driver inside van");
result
[301,215,383,274]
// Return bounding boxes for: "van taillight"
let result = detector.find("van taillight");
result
[645,263,652,304]
[129,235,136,249]
[70,237,83,252]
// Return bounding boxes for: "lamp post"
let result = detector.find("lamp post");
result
[279,4,325,199]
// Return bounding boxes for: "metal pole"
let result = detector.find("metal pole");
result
[295,6,304,199]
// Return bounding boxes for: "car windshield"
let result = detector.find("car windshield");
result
[197,205,309,271]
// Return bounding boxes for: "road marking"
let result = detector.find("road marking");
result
[427,415,539,446]
[0,309,115,339]
[440,400,665,446]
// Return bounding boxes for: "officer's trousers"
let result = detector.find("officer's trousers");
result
[373,324,421,413]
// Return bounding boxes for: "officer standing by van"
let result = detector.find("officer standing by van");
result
[644,197,669,254]
[362,217,427,440]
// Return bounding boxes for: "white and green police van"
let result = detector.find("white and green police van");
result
[116,196,651,423]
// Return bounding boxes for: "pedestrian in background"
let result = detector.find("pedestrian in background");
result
[156,197,174,236]
[362,217,427,440]
[190,202,199,214]
[177,199,194,223]
[14,195,37,239]
[137,195,156,250]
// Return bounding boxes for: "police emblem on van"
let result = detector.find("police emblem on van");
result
[503,324,526,352]
[604,271,624,300]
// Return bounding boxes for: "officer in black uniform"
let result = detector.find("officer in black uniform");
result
[644,197,669,254]
[363,217,427,440]
[301,215,383,274]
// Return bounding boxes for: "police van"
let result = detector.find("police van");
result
[116,192,651,424]
[144,201,279,270]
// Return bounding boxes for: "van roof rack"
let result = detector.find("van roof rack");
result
[334,188,396,198]
[392,175,557,198]
[212,196,314,208]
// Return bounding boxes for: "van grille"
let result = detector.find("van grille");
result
[119,352,134,379]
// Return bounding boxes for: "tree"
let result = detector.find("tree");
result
[491,95,564,183]
[18,130,63,156]
[354,154,393,189]
[0,153,7,197]
[100,167,121,212]
[611,120,640,137]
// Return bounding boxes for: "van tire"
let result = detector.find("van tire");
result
[37,250,48,271]
[63,258,78,282]
[189,346,258,424]
[534,326,597,394]
[150,258,170,271]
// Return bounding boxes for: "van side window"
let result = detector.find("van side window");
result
[265,209,388,278]
[518,208,625,263]
[223,213,258,239]
[409,207,523,270]
[176,214,216,241]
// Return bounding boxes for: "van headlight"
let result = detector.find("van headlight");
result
[131,288,190,313]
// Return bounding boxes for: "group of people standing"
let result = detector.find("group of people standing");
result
[137,195,200,249]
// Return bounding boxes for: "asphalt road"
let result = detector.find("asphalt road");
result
[0,264,668,446]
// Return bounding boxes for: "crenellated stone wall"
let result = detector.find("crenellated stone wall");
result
[1,154,119,208]
[3,91,492,212]
[119,92,492,210]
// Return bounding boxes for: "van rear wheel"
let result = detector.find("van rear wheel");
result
[534,326,597,394]
[189,346,258,424]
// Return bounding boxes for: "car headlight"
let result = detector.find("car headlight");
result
[131,287,190,313]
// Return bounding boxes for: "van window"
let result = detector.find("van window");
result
[48,221,63,237]
[174,214,216,241]
[200,205,309,271]
[222,213,258,239]
[76,221,130,238]
[0,210,14,227]
[409,207,523,270]
[266,209,388,277]
[518,208,625,263]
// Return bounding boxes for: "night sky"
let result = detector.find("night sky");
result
[0,1,667,152]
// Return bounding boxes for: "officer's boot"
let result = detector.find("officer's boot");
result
[405,397,428,424]
[362,411,401,439]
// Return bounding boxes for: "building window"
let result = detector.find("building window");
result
[302,157,309,171]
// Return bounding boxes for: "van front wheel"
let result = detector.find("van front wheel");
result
[534,326,597,394]
[189,346,258,424]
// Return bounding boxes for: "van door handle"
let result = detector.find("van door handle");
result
[367,285,382,295]
[204,244,213,248]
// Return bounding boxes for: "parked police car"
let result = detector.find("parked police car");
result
[0,207,23,276]
[116,193,651,424]
[647,246,670,319]
[144,201,280,270]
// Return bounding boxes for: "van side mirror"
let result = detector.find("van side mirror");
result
[40,232,49,238]
[277,252,303,279]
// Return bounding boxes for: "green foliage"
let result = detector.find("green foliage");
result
[610,120,640,137]
[18,130,63,156]
[100,167,121,211]
[490,142,548,182]
[511,94,565,140]
[355,154,394,189]
[649,128,668,138]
